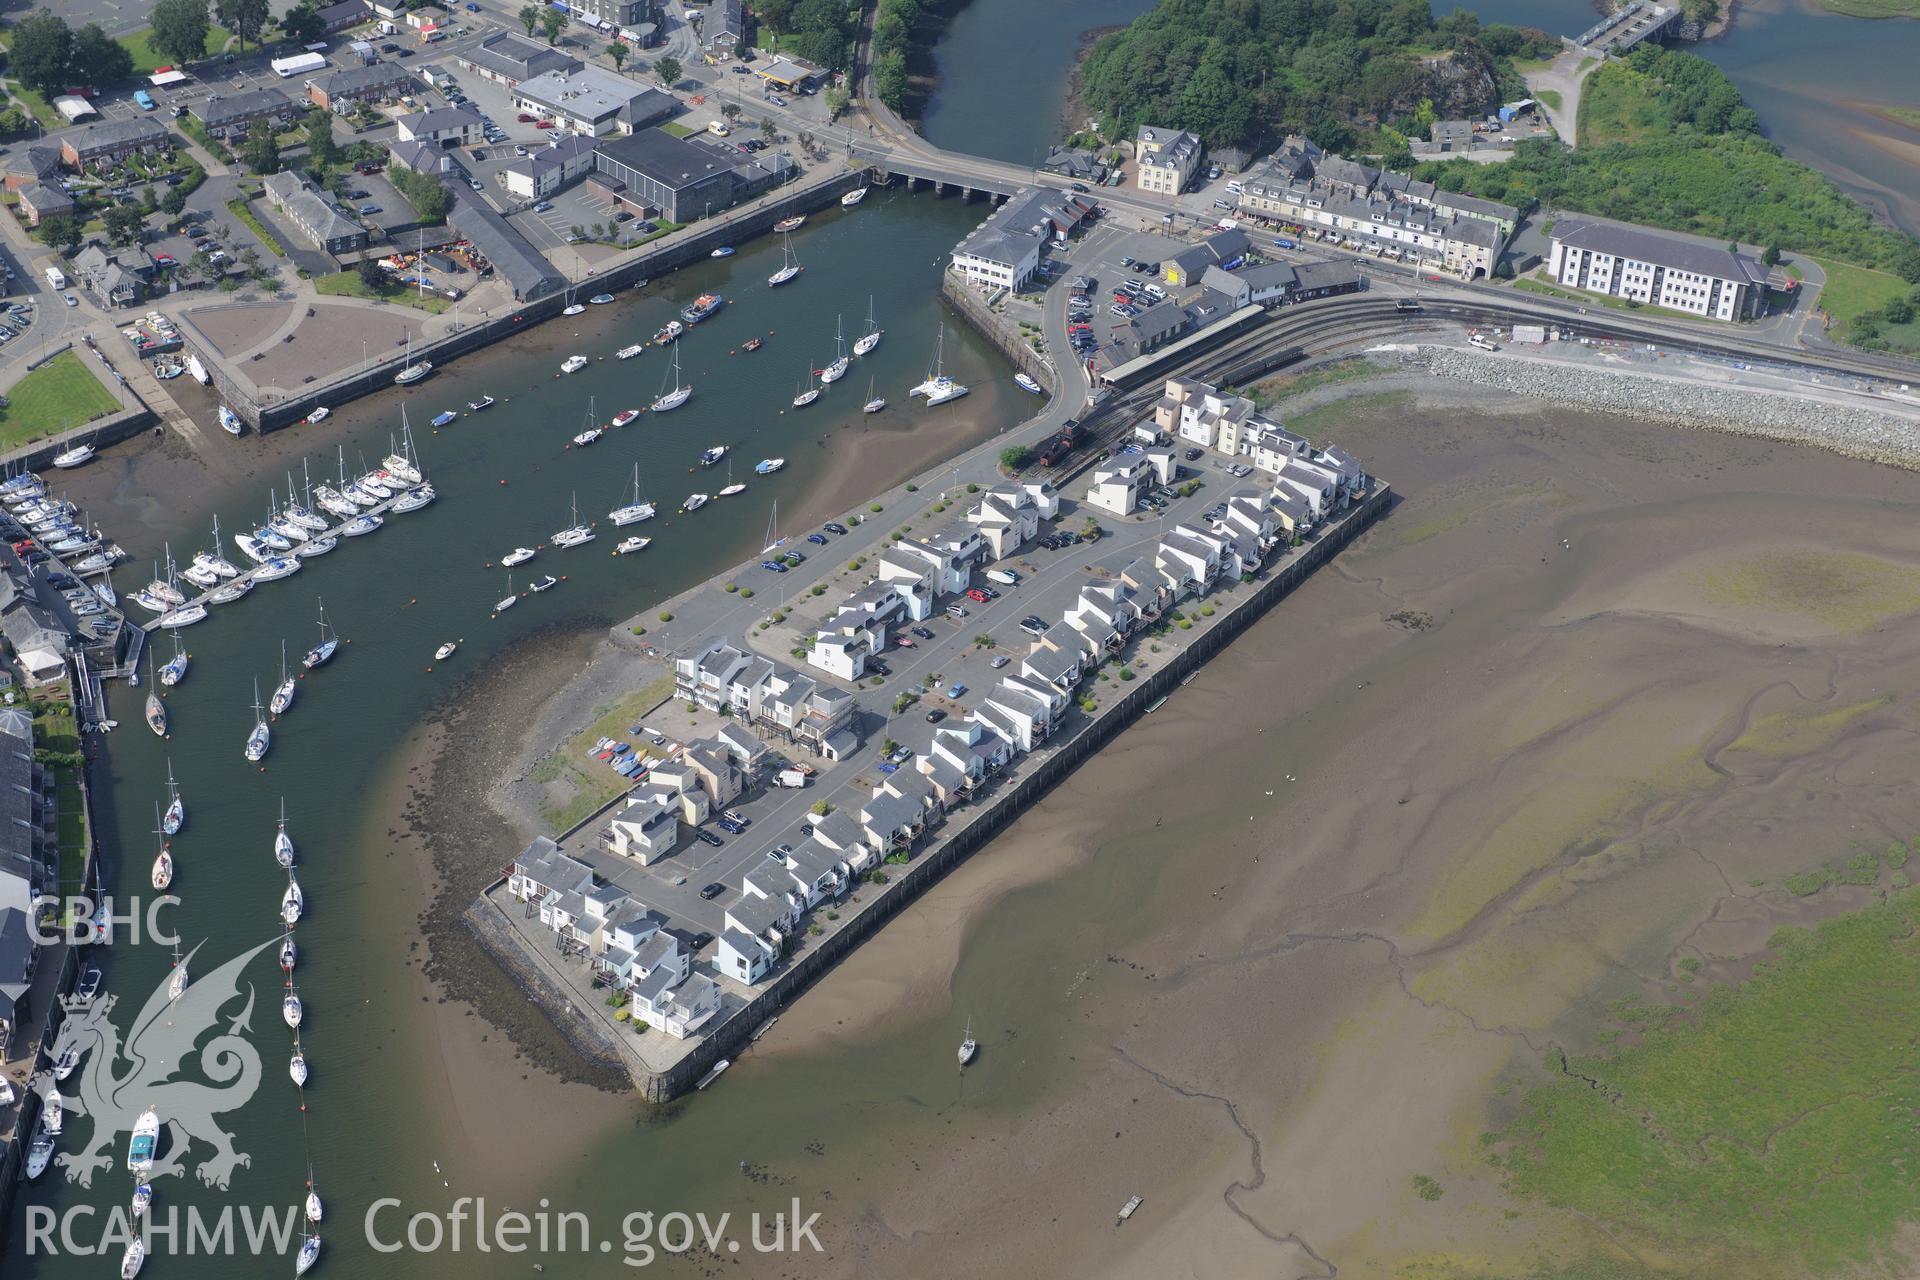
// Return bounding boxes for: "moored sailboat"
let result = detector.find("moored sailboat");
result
[301,599,337,669]
[651,343,691,412]
[609,464,655,526]
[244,680,270,763]
[271,641,296,715]
[853,295,883,356]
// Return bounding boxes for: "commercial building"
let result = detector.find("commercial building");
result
[752,57,824,91]
[448,186,567,300]
[308,62,417,110]
[0,707,44,1052]
[456,31,581,88]
[387,136,464,176]
[590,127,786,222]
[1134,125,1202,196]
[262,170,371,254]
[569,0,655,28]
[948,187,1095,293]
[1546,217,1767,321]
[192,87,301,141]
[514,66,676,137]
[58,118,173,170]
[501,134,597,200]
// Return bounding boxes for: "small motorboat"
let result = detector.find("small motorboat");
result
[609,409,641,428]
[435,641,457,660]
[683,493,709,512]
[529,574,558,592]
[560,354,589,374]
[502,547,535,567]
[616,536,651,554]
[774,215,806,233]
[680,293,724,325]
[616,344,645,360]
[44,1091,65,1134]
[127,1107,159,1176]
[430,410,458,427]
[132,1184,152,1217]
[1015,372,1043,394]
[218,406,243,436]
[710,246,735,258]
[653,320,684,345]
[742,337,762,352]
[290,1049,308,1087]
[54,1046,81,1081]
[588,293,615,305]
[304,407,330,424]
[75,968,101,1003]
[700,445,728,466]
[754,458,785,474]
[841,187,868,207]
[467,395,495,412]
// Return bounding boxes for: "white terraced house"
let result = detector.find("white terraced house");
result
[1546,217,1767,320]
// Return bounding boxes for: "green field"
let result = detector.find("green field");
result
[1818,0,1920,15]
[1577,62,1672,147]
[1499,886,1920,1274]
[120,24,234,75]
[0,352,121,449]
[225,197,287,257]
[1535,88,1562,112]
[1808,255,1920,350]
[313,271,452,313]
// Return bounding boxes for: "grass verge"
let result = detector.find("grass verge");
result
[1246,357,1388,409]
[0,352,120,449]
[533,674,676,830]
[1807,255,1920,352]
[225,196,287,257]
[313,270,452,313]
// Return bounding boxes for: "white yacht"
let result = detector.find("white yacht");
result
[282,982,303,1028]
[245,681,271,763]
[560,354,590,374]
[25,1132,54,1180]
[818,316,849,383]
[293,535,338,558]
[127,1108,160,1177]
[162,761,184,836]
[341,514,382,536]
[840,186,868,207]
[304,406,330,423]
[494,572,518,613]
[853,295,882,356]
[159,633,190,687]
[252,557,301,582]
[700,445,729,467]
[270,641,296,716]
[911,325,969,405]
[219,406,243,436]
[122,1236,146,1279]
[609,464,655,526]
[616,536,651,554]
[282,876,304,928]
[390,484,434,513]
[617,343,645,360]
[550,493,594,547]
[501,547,535,567]
[651,343,690,412]
[51,440,95,469]
[276,800,296,868]
[158,604,209,628]
[290,1046,308,1087]
[297,1232,322,1276]
[302,600,338,668]
[767,230,802,286]
[863,376,885,414]
[792,366,820,408]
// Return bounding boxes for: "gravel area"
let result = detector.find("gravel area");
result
[1405,346,1920,469]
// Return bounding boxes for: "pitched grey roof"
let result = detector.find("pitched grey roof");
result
[1291,259,1361,292]
[448,184,567,299]
[65,117,171,156]
[195,87,295,130]
[316,62,417,99]
[397,105,482,135]
[460,30,581,82]
[1552,217,1764,284]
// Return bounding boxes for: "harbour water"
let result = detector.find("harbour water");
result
[9,191,1025,1278]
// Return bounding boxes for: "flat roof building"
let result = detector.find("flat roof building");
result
[513,66,675,137]
[591,127,785,222]
[457,30,581,87]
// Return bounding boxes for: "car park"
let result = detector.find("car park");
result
[699,882,726,900]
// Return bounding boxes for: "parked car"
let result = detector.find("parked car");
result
[823,521,848,535]
[945,604,969,619]
[514,145,530,156]
[1020,616,1049,636]
[717,818,745,835]
[532,200,553,212]
[358,203,381,215]
[699,882,726,900]
[695,830,724,848]
[516,112,536,122]
[759,559,788,573]
[925,709,946,723]
[1185,446,1204,461]
[946,682,968,699]
[689,931,714,951]
[911,625,935,640]
[806,532,829,545]
[782,550,805,565]
[534,119,554,128]
[1071,182,1089,192]
[990,654,1012,669]
[965,588,989,603]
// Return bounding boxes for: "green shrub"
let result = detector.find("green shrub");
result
[659,611,673,621]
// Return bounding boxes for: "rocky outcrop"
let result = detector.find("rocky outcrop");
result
[1386,47,1500,122]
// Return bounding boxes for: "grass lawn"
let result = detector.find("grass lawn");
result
[312,270,452,313]
[10,87,65,134]
[1807,255,1914,340]
[532,675,676,829]
[1535,88,1562,112]
[120,25,234,75]
[224,196,287,256]
[1499,885,1920,1273]
[660,121,695,138]
[1577,61,1671,147]
[0,352,121,449]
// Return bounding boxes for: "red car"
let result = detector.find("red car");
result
[152,253,176,266]
[966,588,990,603]
[534,119,555,129]
[516,112,536,122]
[895,635,916,647]
[1112,293,1133,305]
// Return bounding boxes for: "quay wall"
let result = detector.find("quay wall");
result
[938,273,1061,394]
[200,171,865,432]
[630,483,1392,1100]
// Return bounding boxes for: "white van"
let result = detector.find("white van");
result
[775,769,808,788]
[707,120,731,137]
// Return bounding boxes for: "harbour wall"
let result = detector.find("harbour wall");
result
[486,482,1390,1101]
[0,340,157,474]
[937,272,1060,394]
[199,170,867,433]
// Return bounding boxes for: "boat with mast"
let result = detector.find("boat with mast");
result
[276,799,296,868]
[169,943,188,1001]
[122,1235,146,1279]
[767,231,802,286]
[571,395,605,447]
[244,680,270,763]
[863,376,885,414]
[290,1036,307,1087]
[301,600,337,669]
[840,186,868,207]
[853,295,883,356]
[270,641,296,715]
[282,875,304,928]
[958,1017,977,1066]
[818,316,848,384]
[910,323,969,405]
[159,633,190,686]
[609,464,655,525]
[773,214,806,233]
[283,978,303,1027]
[651,343,690,412]
[52,434,96,469]
[162,760,184,836]
[150,805,173,891]
[382,421,423,483]
[280,931,297,971]
[494,571,518,613]
[792,365,820,409]
[297,1231,321,1276]
[393,332,432,386]
[550,493,594,547]
[144,652,166,737]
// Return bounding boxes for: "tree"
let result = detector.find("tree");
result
[9,11,73,96]
[151,0,214,69]
[141,184,159,214]
[825,86,849,120]
[279,0,327,46]
[518,4,540,36]
[999,444,1033,470]
[73,23,134,87]
[36,215,84,253]
[1885,296,1915,326]
[759,116,777,142]
[755,0,792,32]
[873,50,907,109]
[720,101,741,122]
[161,185,190,218]
[1762,240,1781,267]
[357,256,387,289]
[0,109,31,140]
[103,203,147,245]
[389,166,451,221]
[216,0,271,51]
[304,108,338,167]
[539,5,566,43]
[653,55,681,89]
[606,41,627,71]
[241,118,281,174]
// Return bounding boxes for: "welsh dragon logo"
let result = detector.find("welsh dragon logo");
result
[50,936,278,1189]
